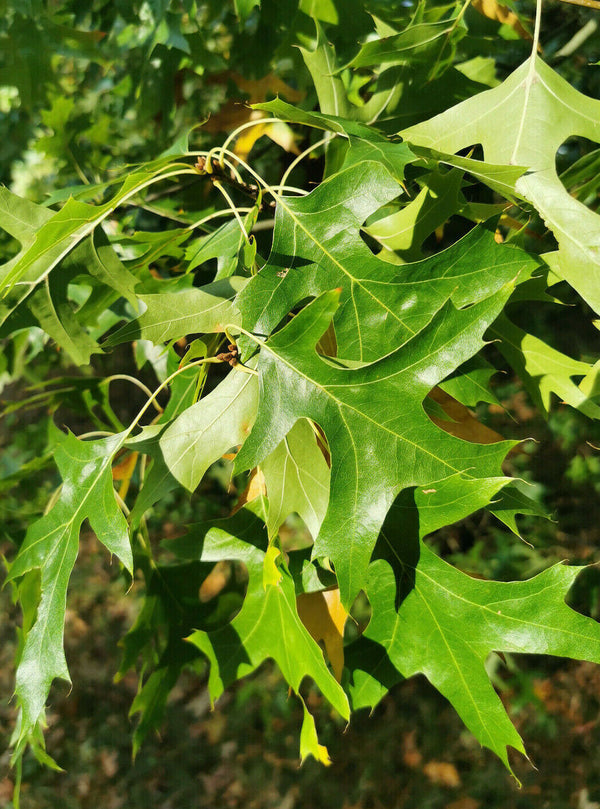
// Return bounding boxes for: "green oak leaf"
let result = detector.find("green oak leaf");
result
[118,559,236,756]
[253,98,416,182]
[409,145,527,201]
[0,189,138,362]
[185,209,259,280]
[439,356,500,407]
[490,312,600,419]
[235,288,516,606]
[365,168,464,263]
[355,541,600,772]
[105,278,245,347]
[260,418,330,540]
[158,365,259,492]
[164,510,349,720]
[401,56,600,316]
[299,20,350,136]
[234,0,260,22]
[0,158,189,299]
[7,429,133,746]
[347,19,466,70]
[236,159,539,362]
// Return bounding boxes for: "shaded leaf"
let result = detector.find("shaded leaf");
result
[490,312,600,419]
[165,511,349,718]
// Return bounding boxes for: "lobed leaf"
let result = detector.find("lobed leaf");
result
[401,56,600,316]
[7,430,132,746]
[235,287,517,606]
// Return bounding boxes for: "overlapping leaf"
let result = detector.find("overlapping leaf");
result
[401,56,600,315]
[157,366,259,492]
[0,189,138,363]
[164,510,349,721]
[0,158,191,302]
[259,418,330,540]
[237,156,539,362]
[491,313,600,419]
[235,287,516,606]
[105,278,245,347]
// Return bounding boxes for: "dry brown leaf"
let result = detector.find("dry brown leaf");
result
[422,760,461,787]
[428,387,504,444]
[297,587,348,682]
[402,729,423,768]
[446,798,481,809]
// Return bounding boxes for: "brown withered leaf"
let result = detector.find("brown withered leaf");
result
[427,387,504,444]
[422,760,461,787]
[297,587,348,682]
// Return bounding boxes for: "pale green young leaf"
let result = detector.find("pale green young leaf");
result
[260,418,330,540]
[300,698,331,766]
[159,366,259,492]
[401,56,600,315]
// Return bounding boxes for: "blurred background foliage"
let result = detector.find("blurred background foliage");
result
[2,0,600,806]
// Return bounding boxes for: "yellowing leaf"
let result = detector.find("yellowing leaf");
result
[401,56,600,316]
[232,467,267,512]
[300,699,331,766]
[233,112,300,161]
[263,544,283,588]
[297,587,348,682]
[202,72,303,158]
[112,450,139,500]
[472,0,531,40]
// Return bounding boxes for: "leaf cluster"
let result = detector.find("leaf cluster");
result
[2,0,600,794]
